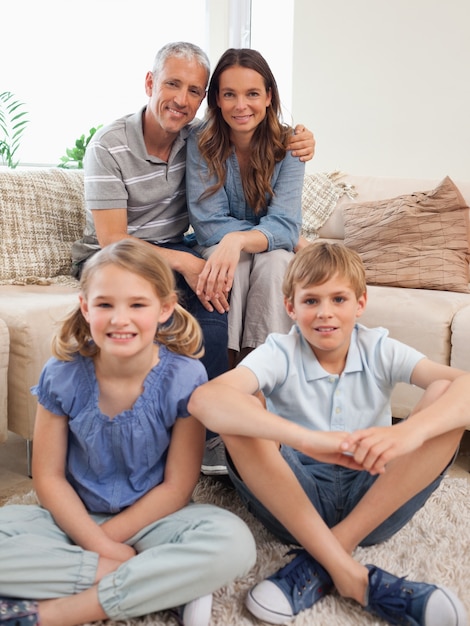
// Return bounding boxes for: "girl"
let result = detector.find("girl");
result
[0,239,255,626]
[186,48,306,367]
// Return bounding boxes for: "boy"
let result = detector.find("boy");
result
[189,242,469,626]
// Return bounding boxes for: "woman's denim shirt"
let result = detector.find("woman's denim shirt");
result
[186,129,305,252]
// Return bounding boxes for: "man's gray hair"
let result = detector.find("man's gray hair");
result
[152,42,210,84]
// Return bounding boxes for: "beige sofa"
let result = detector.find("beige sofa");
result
[0,168,82,472]
[0,168,469,474]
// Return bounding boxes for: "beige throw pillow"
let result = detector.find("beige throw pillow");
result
[301,171,357,242]
[0,168,85,283]
[343,176,470,293]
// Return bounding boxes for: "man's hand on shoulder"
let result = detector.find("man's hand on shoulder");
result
[288,125,316,162]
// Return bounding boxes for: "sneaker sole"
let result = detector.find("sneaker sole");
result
[425,586,469,626]
[245,588,292,625]
[200,466,228,476]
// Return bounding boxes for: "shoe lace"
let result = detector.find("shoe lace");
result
[206,436,223,451]
[367,566,415,626]
[277,549,332,597]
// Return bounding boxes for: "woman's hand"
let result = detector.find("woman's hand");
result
[180,252,230,313]
[197,234,243,301]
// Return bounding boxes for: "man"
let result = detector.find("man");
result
[72,41,315,473]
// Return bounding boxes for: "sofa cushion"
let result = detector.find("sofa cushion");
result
[0,284,79,440]
[361,284,470,417]
[0,168,85,284]
[343,176,470,293]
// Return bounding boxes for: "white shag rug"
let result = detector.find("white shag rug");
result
[5,475,470,626]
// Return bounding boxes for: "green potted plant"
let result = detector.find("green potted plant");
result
[58,125,102,169]
[0,91,29,168]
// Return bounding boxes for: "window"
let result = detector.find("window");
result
[250,0,294,123]
[3,0,208,165]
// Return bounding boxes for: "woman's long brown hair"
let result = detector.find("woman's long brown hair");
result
[197,48,292,214]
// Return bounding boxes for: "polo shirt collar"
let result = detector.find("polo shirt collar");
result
[298,324,364,380]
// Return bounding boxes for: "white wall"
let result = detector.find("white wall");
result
[292,0,470,181]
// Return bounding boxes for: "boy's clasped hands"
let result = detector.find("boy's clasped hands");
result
[298,422,415,476]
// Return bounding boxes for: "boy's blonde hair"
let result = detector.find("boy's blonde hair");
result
[283,242,367,302]
[53,239,204,361]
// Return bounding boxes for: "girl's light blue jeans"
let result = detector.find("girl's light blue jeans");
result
[0,501,256,620]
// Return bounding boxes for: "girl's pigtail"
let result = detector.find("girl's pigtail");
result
[156,303,204,359]
[52,307,97,361]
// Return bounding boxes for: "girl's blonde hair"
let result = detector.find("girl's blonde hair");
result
[197,48,292,214]
[283,242,367,303]
[53,239,204,361]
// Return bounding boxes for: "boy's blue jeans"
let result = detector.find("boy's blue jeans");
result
[227,444,446,547]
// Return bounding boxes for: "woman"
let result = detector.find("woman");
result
[186,48,305,367]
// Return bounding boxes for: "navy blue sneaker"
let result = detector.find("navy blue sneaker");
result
[365,565,468,625]
[245,549,333,624]
[0,598,39,625]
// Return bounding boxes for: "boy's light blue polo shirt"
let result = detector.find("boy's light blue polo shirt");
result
[239,323,425,432]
